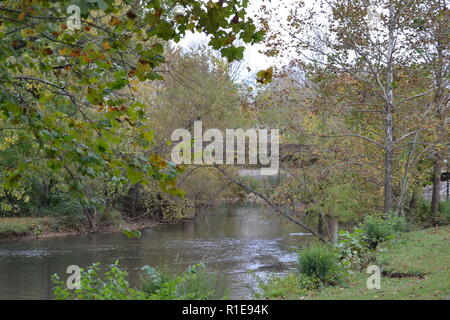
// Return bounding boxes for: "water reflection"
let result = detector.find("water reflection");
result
[0,205,312,299]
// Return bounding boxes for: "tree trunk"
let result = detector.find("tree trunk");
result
[384,114,395,214]
[318,214,323,237]
[431,155,442,218]
[384,1,395,214]
[430,0,447,222]
[409,190,417,213]
[397,128,421,216]
[327,217,339,243]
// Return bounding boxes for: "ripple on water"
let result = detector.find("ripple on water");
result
[0,249,50,259]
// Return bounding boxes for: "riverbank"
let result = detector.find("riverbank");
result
[0,216,160,242]
[259,226,450,300]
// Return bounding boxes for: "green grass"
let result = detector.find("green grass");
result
[259,226,450,300]
[256,274,309,299]
[0,217,56,237]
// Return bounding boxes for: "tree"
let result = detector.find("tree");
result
[0,0,263,224]
[404,0,449,218]
[259,0,449,215]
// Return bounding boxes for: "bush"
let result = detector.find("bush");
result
[437,200,450,224]
[256,273,308,299]
[140,263,228,300]
[360,215,409,249]
[54,213,86,231]
[52,261,146,300]
[410,198,450,225]
[335,228,373,270]
[410,197,431,224]
[120,184,194,221]
[297,245,343,288]
[177,264,228,300]
[140,266,173,296]
[386,214,411,233]
[52,261,227,300]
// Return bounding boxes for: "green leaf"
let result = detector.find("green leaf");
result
[127,168,143,184]
[220,46,245,62]
[122,227,142,239]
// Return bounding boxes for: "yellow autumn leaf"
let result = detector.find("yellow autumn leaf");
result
[102,42,111,50]
[109,16,121,27]
[59,48,70,56]
[18,11,26,21]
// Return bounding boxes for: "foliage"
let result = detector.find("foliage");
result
[140,265,167,295]
[410,197,450,226]
[256,273,308,299]
[0,0,262,224]
[359,215,410,249]
[52,261,146,300]
[53,262,228,300]
[177,264,228,300]
[257,226,450,300]
[314,183,363,223]
[140,263,228,300]
[438,200,450,224]
[360,216,394,250]
[335,228,373,271]
[297,245,344,288]
[257,0,449,218]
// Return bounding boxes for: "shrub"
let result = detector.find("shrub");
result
[256,273,308,299]
[140,266,172,296]
[52,262,228,300]
[437,200,450,224]
[360,214,408,249]
[140,263,228,300]
[439,200,450,214]
[389,215,411,233]
[120,184,194,221]
[39,197,86,231]
[410,197,431,224]
[410,198,450,225]
[177,264,228,300]
[54,213,86,231]
[297,245,343,288]
[52,262,146,300]
[335,228,373,270]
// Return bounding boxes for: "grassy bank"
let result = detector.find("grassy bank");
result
[0,216,159,241]
[0,217,57,239]
[259,226,450,300]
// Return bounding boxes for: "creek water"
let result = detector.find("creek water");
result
[0,205,313,299]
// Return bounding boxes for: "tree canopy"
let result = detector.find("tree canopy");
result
[0,0,264,208]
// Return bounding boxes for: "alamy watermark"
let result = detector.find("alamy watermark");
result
[66,5,81,30]
[366,265,381,290]
[66,265,81,290]
[170,121,280,176]
[67,1,107,30]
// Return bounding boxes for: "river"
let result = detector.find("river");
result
[0,205,313,299]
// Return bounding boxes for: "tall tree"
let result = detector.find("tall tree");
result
[259,0,448,214]
[0,0,263,223]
